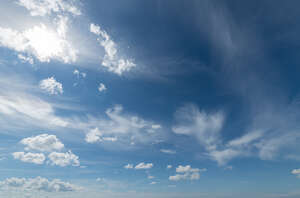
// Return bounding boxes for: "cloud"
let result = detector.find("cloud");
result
[39,77,63,95]
[20,134,64,152]
[0,18,77,64]
[291,169,300,178]
[73,69,86,78]
[135,162,153,170]
[167,165,172,169]
[150,181,157,185]
[172,104,224,151]
[98,83,107,92]
[160,149,176,154]
[84,105,162,146]
[0,176,81,192]
[148,175,154,179]
[17,0,81,16]
[90,23,136,75]
[85,128,117,143]
[124,164,133,169]
[48,150,80,167]
[17,54,34,64]
[169,165,206,181]
[12,152,45,164]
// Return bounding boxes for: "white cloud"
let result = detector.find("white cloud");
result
[135,162,153,170]
[90,23,136,75]
[172,104,224,152]
[17,0,81,16]
[0,91,68,129]
[292,169,300,178]
[124,164,133,169]
[148,175,154,179]
[0,176,81,192]
[39,77,63,95]
[85,128,117,143]
[0,21,77,64]
[20,134,64,152]
[12,152,45,164]
[84,105,162,146]
[73,69,86,78]
[150,181,157,185]
[17,54,34,64]
[167,165,172,169]
[48,150,80,167]
[160,149,176,154]
[98,83,107,92]
[169,165,206,181]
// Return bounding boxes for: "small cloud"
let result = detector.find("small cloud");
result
[148,175,155,179]
[39,77,63,95]
[124,164,133,169]
[160,149,176,155]
[12,152,45,165]
[291,169,300,178]
[169,165,206,181]
[47,150,80,167]
[135,162,153,170]
[150,181,157,185]
[167,165,172,169]
[98,83,107,92]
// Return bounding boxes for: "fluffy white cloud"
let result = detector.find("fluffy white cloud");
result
[169,165,206,181]
[124,164,133,169]
[17,0,81,16]
[48,151,80,167]
[160,149,176,154]
[12,152,45,164]
[135,162,153,170]
[291,169,300,178]
[20,134,64,152]
[0,19,77,64]
[98,83,107,92]
[90,23,136,75]
[39,77,63,95]
[0,176,81,192]
[167,165,172,169]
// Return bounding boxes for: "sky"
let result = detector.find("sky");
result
[0,0,300,197]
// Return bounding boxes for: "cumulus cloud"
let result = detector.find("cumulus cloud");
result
[48,151,80,167]
[160,149,176,154]
[12,152,45,164]
[98,83,107,92]
[169,165,206,181]
[0,176,81,192]
[0,18,77,64]
[39,77,63,95]
[291,169,300,178]
[90,23,136,75]
[135,162,153,170]
[17,0,81,16]
[20,134,64,152]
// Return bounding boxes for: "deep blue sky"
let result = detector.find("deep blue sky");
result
[0,0,300,198]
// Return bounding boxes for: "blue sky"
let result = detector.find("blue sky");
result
[0,0,300,197]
